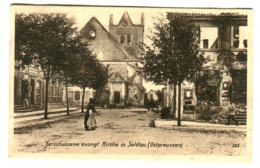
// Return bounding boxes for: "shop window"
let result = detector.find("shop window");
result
[200,27,218,49]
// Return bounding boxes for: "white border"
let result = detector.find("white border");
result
[1,1,259,168]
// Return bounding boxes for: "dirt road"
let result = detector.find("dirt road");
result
[11,109,247,158]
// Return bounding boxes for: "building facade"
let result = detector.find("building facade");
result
[71,12,146,107]
[14,60,64,109]
[163,13,248,119]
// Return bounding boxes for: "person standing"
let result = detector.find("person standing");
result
[227,103,238,126]
[23,94,29,108]
[84,98,97,130]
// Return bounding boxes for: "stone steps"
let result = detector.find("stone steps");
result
[229,112,247,125]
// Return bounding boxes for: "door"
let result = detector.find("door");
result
[114,91,120,104]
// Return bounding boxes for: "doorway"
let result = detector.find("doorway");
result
[114,91,120,104]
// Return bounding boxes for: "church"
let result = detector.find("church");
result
[70,12,146,107]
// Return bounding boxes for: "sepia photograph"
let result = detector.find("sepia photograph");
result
[8,4,253,163]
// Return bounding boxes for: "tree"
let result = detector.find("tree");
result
[90,62,109,106]
[140,14,179,117]
[140,13,205,126]
[55,37,90,115]
[69,50,108,113]
[156,90,163,105]
[15,13,77,119]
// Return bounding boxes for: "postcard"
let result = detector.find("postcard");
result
[9,5,253,162]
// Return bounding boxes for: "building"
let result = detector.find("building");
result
[68,12,146,107]
[62,87,96,106]
[163,12,248,119]
[147,90,159,102]
[14,60,64,110]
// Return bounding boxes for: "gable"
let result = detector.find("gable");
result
[79,17,135,61]
[118,12,134,27]
[109,72,126,83]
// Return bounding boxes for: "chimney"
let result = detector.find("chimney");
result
[141,13,144,25]
[109,14,113,25]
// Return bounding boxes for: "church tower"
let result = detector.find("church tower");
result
[109,12,144,58]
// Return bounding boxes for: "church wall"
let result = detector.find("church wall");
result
[79,14,145,108]
[80,20,129,61]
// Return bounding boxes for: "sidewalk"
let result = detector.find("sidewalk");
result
[13,107,82,129]
[13,107,148,130]
[154,118,247,131]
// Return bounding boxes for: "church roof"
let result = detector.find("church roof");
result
[79,17,136,60]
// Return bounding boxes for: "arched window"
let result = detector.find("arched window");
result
[120,35,125,43]
[127,35,131,43]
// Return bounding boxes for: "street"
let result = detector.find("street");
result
[11,108,247,157]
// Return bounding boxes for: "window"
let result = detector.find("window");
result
[120,35,125,43]
[203,39,209,49]
[75,91,80,101]
[88,30,96,39]
[127,35,131,44]
[51,80,56,96]
[200,27,218,49]
[232,26,248,49]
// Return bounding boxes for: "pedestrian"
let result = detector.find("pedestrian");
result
[23,94,29,108]
[84,98,98,131]
[227,103,238,126]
